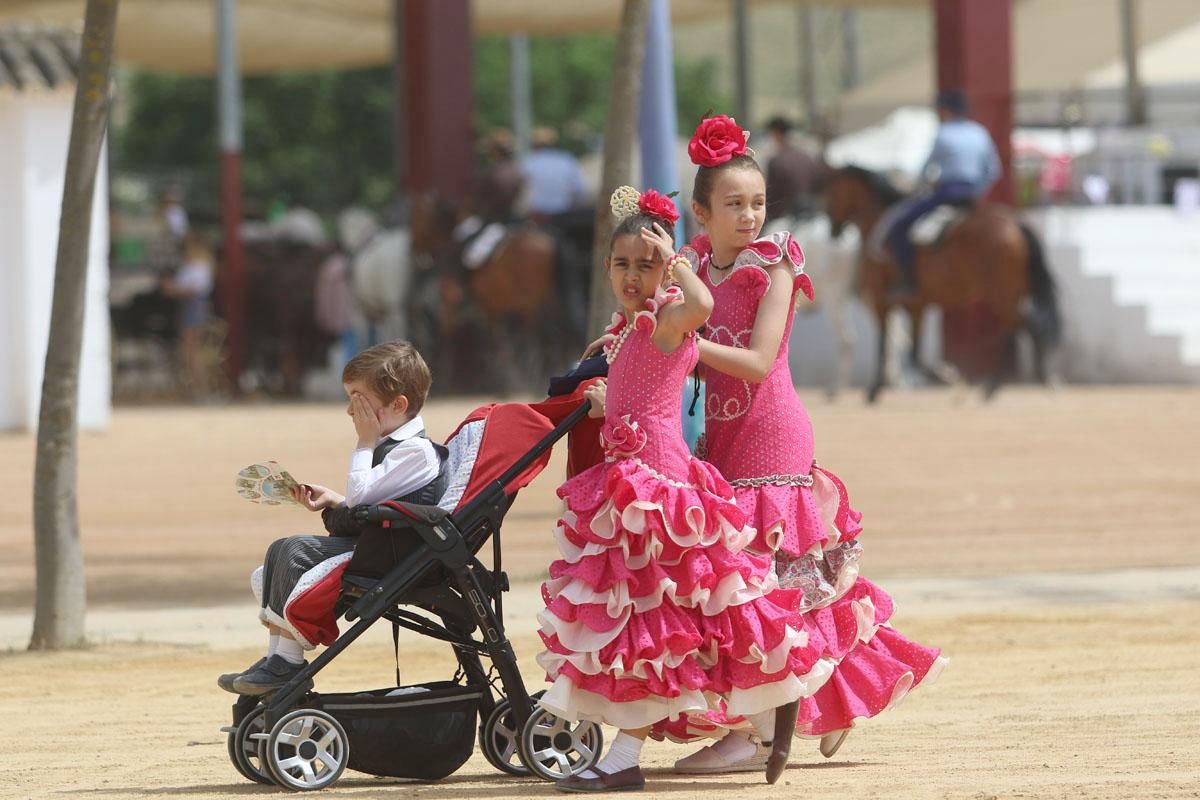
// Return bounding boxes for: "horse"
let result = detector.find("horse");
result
[762,213,862,398]
[824,165,1061,402]
[226,213,336,396]
[407,193,566,393]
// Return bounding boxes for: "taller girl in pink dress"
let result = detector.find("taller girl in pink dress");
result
[540,187,826,793]
[667,116,946,775]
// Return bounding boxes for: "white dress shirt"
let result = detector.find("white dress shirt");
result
[345,415,440,507]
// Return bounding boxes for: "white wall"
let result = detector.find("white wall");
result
[0,88,110,431]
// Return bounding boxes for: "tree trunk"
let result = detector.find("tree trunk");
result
[30,0,120,651]
[587,0,651,337]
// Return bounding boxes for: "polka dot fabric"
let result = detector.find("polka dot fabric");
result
[536,289,828,733]
[673,231,945,740]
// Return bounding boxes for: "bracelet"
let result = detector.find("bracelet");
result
[666,253,689,284]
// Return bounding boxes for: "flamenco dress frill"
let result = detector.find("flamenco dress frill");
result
[656,232,946,743]
[536,288,829,731]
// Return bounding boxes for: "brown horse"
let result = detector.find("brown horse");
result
[825,166,1061,402]
[408,194,562,392]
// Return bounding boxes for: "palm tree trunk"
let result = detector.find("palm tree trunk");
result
[30,0,121,651]
[587,0,651,337]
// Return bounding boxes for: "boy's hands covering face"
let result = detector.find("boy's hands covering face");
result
[350,391,384,448]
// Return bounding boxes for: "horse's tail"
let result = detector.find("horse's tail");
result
[1019,223,1062,350]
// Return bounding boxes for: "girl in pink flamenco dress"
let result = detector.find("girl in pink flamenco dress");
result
[665,116,947,775]
[541,187,826,793]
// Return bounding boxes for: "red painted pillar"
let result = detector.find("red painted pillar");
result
[397,0,474,204]
[219,151,245,384]
[934,0,1015,205]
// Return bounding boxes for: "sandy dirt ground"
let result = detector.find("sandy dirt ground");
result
[1,387,1198,798]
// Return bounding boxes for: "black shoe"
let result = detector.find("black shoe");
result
[556,766,645,793]
[766,699,799,784]
[231,654,310,696]
[217,656,267,693]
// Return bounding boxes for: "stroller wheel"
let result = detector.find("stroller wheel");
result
[259,708,349,791]
[518,705,603,782]
[227,705,273,785]
[479,690,545,776]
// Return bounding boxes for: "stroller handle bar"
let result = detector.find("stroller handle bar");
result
[352,400,592,526]
[494,401,591,492]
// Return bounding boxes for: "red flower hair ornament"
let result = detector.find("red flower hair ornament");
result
[637,189,680,226]
[688,114,750,167]
[610,185,680,227]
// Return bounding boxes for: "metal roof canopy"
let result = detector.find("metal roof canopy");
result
[0,0,924,75]
[0,25,77,90]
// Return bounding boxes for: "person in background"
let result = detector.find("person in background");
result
[521,126,586,226]
[456,130,525,271]
[476,129,525,226]
[161,231,214,398]
[763,116,826,224]
[885,90,1001,299]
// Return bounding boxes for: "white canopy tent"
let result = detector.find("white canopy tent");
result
[0,0,925,74]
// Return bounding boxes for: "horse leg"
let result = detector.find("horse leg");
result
[867,306,889,404]
[828,296,855,401]
[908,304,955,386]
[983,332,1018,400]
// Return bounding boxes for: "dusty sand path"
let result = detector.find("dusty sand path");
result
[1,600,1196,799]
[1,387,1197,798]
[2,387,1198,610]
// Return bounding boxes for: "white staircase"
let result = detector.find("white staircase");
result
[1026,207,1200,384]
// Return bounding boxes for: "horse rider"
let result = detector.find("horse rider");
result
[520,126,590,339]
[885,89,1001,299]
[456,129,524,271]
[520,126,587,231]
[764,116,827,225]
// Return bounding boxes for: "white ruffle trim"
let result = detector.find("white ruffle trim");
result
[721,657,836,719]
[540,679,711,730]
[543,561,774,622]
[539,614,806,684]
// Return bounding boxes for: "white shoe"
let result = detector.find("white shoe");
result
[819,729,850,758]
[673,740,771,774]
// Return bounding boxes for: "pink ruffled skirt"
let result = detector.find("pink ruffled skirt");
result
[655,464,945,742]
[536,454,831,731]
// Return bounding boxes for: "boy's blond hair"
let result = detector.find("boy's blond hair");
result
[341,340,432,416]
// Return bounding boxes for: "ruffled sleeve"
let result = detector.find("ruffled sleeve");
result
[633,285,684,334]
[678,234,711,274]
[733,231,815,302]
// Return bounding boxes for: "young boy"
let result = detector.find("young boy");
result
[218,340,448,695]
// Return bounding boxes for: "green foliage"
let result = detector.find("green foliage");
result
[473,34,728,152]
[114,38,728,216]
[116,67,394,218]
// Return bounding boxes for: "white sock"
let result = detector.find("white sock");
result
[711,731,759,760]
[746,710,775,745]
[276,636,304,665]
[266,634,280,658]
[581,731,644,778]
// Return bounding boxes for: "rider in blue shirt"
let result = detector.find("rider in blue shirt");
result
[887,90,1001,298]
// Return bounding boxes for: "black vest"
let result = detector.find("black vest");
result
[371,430,450,505]
[322,431,449,537]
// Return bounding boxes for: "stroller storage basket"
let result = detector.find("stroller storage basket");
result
[314,681,482,779]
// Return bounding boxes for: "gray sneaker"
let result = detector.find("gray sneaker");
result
[231,654,311,696]
[217,657,267,694]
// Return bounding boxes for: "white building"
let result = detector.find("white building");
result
[0,26,110,431]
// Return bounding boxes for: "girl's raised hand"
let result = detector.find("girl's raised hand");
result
[639,222,675,264]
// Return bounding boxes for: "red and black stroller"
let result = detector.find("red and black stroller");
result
[223,380,607,791]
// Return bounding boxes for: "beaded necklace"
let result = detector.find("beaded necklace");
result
[603,318,635,364]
